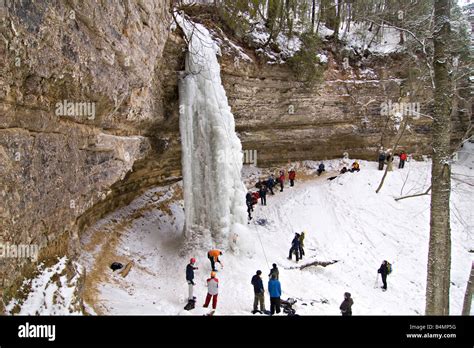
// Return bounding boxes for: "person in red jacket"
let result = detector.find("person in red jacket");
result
[399,151,407,169]
[288,169,296,187]
[279,170,285,192]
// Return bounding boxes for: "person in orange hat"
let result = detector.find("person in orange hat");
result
[207,249,223,272]
[203,271,219,310]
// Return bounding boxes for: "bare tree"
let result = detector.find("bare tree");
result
[425,0,452,315]
[462,262,474,315]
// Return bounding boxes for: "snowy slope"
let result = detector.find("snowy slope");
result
[73,158,473,316]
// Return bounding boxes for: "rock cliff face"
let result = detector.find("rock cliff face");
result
[0,0,180,303]
[0,4,470,309]
[220,51,468,167]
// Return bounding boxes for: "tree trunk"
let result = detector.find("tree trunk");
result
[462,262,474,315]
[425,0,452,316]
[333,0,342,39]
[311,0,316,32]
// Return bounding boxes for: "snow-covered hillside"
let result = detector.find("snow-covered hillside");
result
[7,147,472,316]
[70,155,471,316]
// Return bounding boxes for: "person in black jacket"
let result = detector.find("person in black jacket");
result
[259,185,267,206]
[251,270,266,313]
[340,292,354,316]
[317,163,325,176]
[186,258,198,301]
[378,260,389,290]
[288,233,301,262]
[246,191,253,221]
[378,152,386,170]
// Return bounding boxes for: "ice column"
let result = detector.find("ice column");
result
[176,14,247,247]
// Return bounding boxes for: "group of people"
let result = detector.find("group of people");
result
[250,264,282,315]
[185,250,391,316]
[246,169,297,221]
[339,161,360,175]
[185,249,223,311]
[288,232,305,262]
[186,153,396,315]
[185,249,284,315]
[378,150,408,171]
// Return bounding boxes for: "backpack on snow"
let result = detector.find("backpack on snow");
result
[386,262,392,275]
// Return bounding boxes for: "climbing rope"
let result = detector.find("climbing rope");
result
[254,221,270,270]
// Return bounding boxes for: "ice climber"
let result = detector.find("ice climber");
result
[246,191,253,221]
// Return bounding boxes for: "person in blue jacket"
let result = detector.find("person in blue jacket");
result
[268,274,282,315]
[267,175,275,195]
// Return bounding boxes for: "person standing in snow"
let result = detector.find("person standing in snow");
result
[399,151,407,169]
[378,151,386,170]
[378,260,389,291]
[207,249,223,272]
[279,170,285,192]
[268,263,279,280]
[317,163,325,176]
[267,175,275,195]
[340,292,353,316]
[203,271,219,310]
[288,233,301,262]
[251,270,266,313]
[298,231,305,259]
[186,258,198,301]
[288,169,296,187]
[268,274,282,315]
[259,185,267,206]
[246,191,253,221]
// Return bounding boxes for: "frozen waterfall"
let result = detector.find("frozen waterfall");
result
[176,14,247,248]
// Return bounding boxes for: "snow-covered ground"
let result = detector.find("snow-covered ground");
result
[6,257,84,315]
[67,153,472,316]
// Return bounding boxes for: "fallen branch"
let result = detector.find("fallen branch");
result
[395,185,431,201]
[120,261,134,278]
[299,260,338,270]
